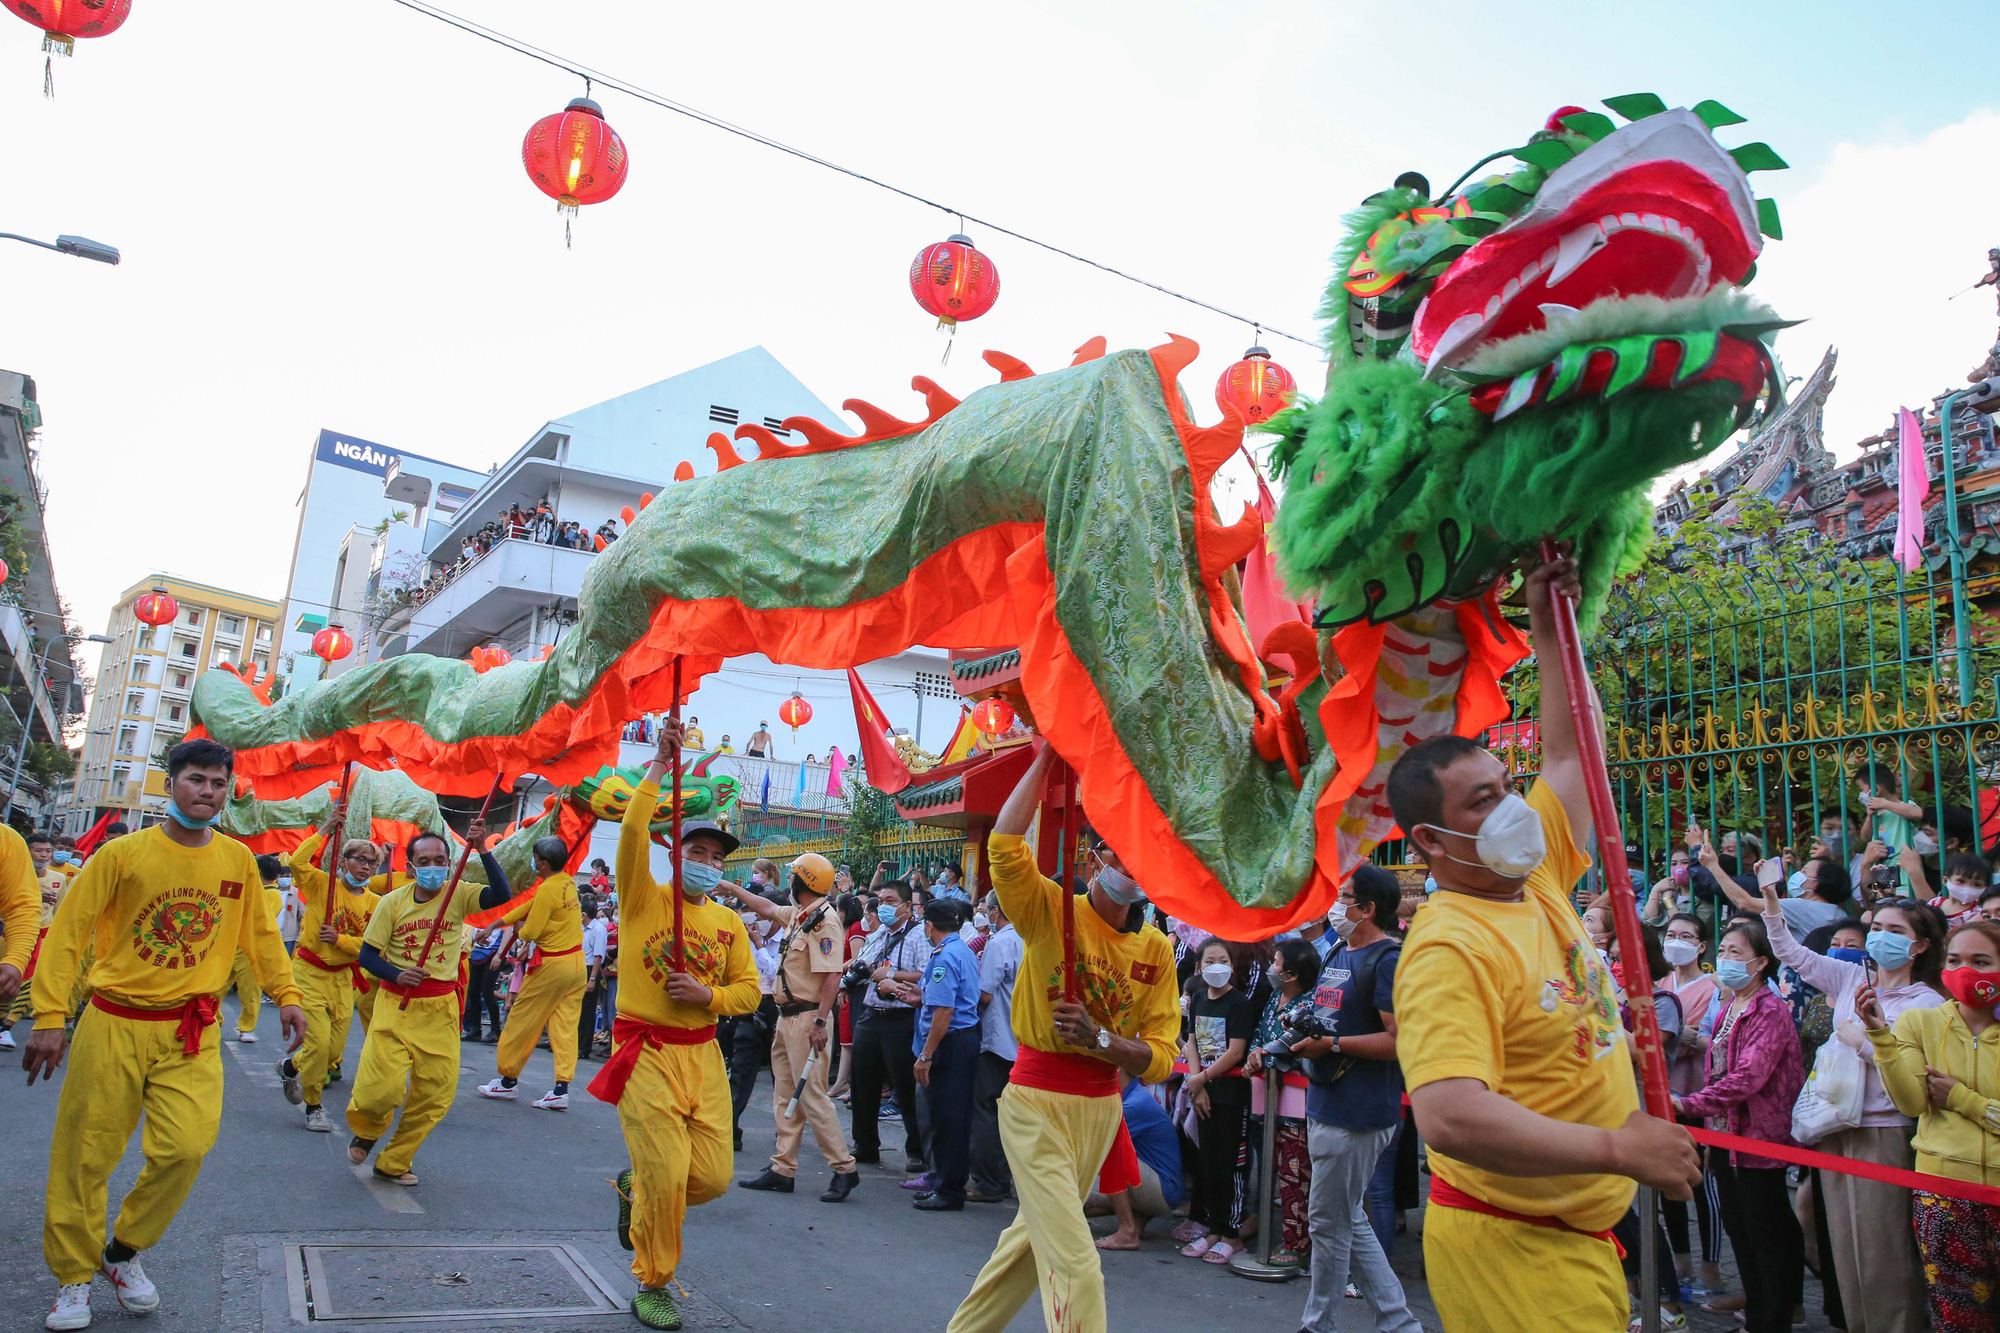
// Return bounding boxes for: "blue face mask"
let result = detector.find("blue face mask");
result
[1423,876,1439,895]
[413,865,449,892]
[678,859,723,896]
[877,903,900,926]
[51,851,69,864]
[1786,871,1808,897]
[1828,947,1870,966]
[166,800,220,831]
[341,870,371,889]
[1866,930,1915,970]
[1714,958,1755,991]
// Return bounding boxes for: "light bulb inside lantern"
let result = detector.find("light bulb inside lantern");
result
[568,156,583,189]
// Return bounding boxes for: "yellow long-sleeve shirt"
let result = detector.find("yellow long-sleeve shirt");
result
[292,871,379,967]
[504,871,583,952]
[615,779,760,1029]
[363,880,479,982]
[988,834,1179,1083]
[29,825,299,1027]
[0,826,37,972]
[1870,1004,2000,1184]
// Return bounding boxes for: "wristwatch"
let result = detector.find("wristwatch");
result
[1094,1024,1112,1051]
[1331,1033,1343,1055]
[812,1016,826,1027]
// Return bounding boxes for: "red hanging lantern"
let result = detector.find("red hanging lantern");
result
[971,697,1015,738]
[312,623,354,663]
[0,557,10,586]
[522,96,629,246]
[778,692,813,738]
[133,585,178,627]
[3,0,131,96]
[909,233,1000,329]
[1215,345,1297,425]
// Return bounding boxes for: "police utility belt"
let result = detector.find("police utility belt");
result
[777,1000,820,1018]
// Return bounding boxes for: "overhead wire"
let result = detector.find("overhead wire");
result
[382,0,1322,350]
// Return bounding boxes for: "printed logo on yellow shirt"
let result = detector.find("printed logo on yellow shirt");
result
[1539,940,1621,1063]
[639,928,724,988]
[132,889,222,969]
[331,904,369,937]
[1043,950,1135,1030]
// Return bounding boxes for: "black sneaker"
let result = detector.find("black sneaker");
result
[820,1172,860,1203]
[913,1191,964,1211]
[615,1169,634,1251]
[738,1170,793,1193]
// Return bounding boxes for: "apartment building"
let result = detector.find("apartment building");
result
[68,576,280,832]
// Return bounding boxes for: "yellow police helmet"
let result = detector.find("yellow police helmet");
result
[789,852,835,899]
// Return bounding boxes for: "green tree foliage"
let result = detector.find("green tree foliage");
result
[840,774,899,876]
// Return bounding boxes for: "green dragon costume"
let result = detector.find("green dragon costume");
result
[193,96,1787,938]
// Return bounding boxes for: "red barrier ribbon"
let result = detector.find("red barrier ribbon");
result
[1685,1126,2000,1207]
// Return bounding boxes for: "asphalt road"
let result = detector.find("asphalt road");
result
[0,997,1825,1332]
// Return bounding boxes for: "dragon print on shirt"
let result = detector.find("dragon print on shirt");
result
[131,889,222,969]
[640,927,729,989]
[1538,939,1621,1063]
[1041,947,1138,1033]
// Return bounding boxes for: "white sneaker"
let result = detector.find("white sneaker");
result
[277,1059,302,1106]
[304,1108,331,1133]
[531,1091,569,1111]
[0,1029,16,1050]
[477,1079,517,1100]
[45,1283,91,1330]
[237,1031,257,1043]
[100,1257,158,1313]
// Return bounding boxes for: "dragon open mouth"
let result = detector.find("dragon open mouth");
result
[1413,109,1763,378]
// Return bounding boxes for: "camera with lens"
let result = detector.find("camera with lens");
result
[1259,1009,1333,1070]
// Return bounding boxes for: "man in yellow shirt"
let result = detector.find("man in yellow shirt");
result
[344,822,511,1185]
[2,830,64,1046]
[947,744,1180,1333]
[1388,553,1701,1333]
[215,853,286,1046]
[589,716,760,1332]
[276,815,382,1133]
[23,738,303,1333]
[0,824,44,1035]
[477,836,589,1110]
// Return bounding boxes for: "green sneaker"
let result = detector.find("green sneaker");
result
[615,1169,634,1252]
[631,1287,681,1330]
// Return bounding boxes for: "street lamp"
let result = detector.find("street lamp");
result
[0,232,120,265]
[2,631,114,823]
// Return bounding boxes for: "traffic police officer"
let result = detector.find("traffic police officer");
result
[910,898,983,1211]
[723,853,861,1202]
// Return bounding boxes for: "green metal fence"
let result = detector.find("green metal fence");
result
[1489,550,2000,884]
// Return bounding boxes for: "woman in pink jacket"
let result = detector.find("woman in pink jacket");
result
[1671,920,1804,1333]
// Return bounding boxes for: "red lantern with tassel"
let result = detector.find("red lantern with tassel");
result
[312,623,354,663]
[522,97,629,246]
[777,692,812,738]
[133,585,178,627]
[909,234,1000,329]
[4,0,130,96]
[1215,345,1297,425]
[971,697,1015,738]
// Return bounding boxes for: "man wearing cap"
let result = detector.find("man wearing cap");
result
[593,716,760,1332]
[721,852,861,1201]
[476,836,589,1111]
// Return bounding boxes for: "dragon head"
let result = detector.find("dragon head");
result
[1274,96,1790,628]
[572,754,741,834]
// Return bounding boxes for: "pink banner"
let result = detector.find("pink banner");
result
[1892,406,1929,571]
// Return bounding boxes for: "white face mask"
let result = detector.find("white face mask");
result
[1662,938,1700,968]
[1328,900,1358,940]
[1912,832,1940,856]
[1948,880,1982,903]
[972,913,990,931]
[1420,792,1547,879]
[1200,962,1233,989]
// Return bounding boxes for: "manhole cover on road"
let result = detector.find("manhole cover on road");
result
[298,1244,625,1321]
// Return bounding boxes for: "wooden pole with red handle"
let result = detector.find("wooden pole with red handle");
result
[1059,759,1081,1003]
[400,771,507,1011]
[670,656,685,970]
[1536,538,1673,1119]
[322,762,356,925]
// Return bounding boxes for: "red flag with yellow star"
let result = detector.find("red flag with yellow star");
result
[846,668,912,794]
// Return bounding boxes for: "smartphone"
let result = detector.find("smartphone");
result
[1756,857,1784,890]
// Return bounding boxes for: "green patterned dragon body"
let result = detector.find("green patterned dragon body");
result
[195,97,1788,937]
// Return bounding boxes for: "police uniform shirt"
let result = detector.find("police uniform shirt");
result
[773,899,843,1006]
[913,931,982,1055]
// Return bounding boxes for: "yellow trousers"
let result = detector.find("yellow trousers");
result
[769,1010,854,1176]
[345,990,460,1177]
[354,978,377,1031]
[946,1082,1123,1333]
[45,1006,222,1284]
[224,951,261,1033]
[496,952,586,1083]
[615,1039,732,1288]
[293,962,355,1106]
[1423,1203,1626,1332]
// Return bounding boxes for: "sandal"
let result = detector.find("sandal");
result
[1170,1219,1206,1245]
[373,1167,419,1187]
[1202,1240,1241,1265]
[1179,1236,1214,1259]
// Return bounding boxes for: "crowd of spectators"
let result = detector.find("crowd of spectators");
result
[409,499,625,608]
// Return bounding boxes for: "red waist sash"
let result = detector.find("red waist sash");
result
[587,1016,716,1106]
[1012,1045,1120,1097]
[1427,1177,1624,1257]
[92,994,217,1056]
[528,943,583,974]
[297,945,370,994]
[374,976,458,1001]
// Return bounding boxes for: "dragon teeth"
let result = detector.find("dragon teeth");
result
[1548,223,1609,286]
[1423,311,1489,380]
